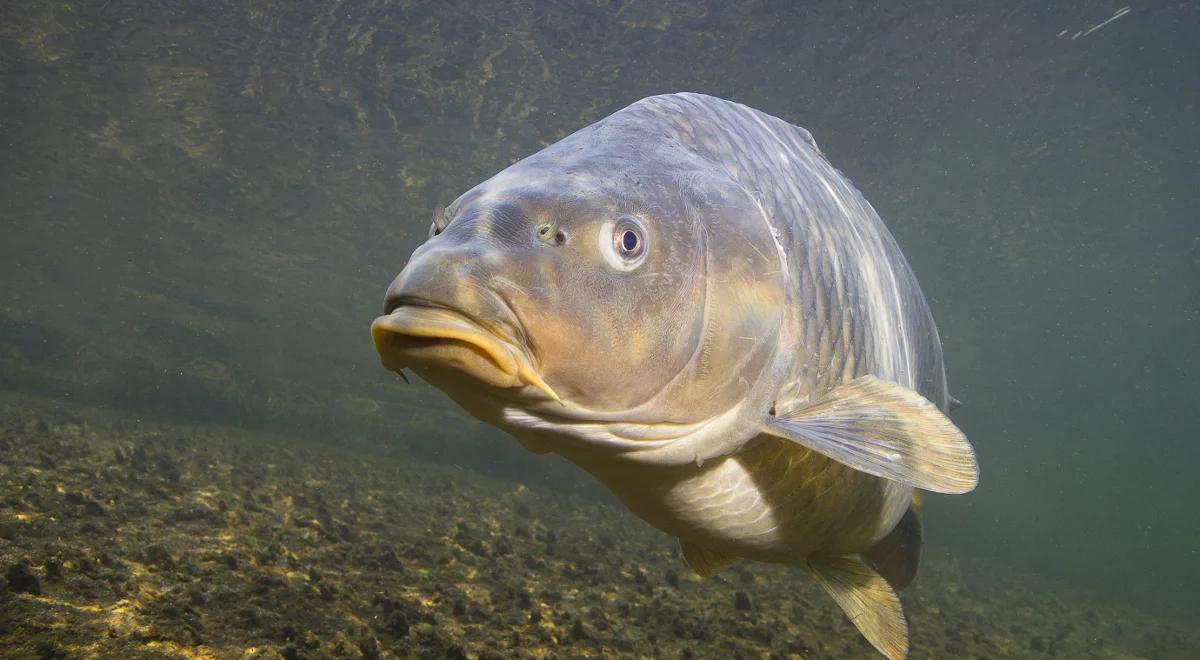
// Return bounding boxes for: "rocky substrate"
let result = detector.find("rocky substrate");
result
[0,394,1195,659]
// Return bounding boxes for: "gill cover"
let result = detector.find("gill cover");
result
[402,114,791,429]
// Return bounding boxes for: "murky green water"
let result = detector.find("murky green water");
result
[2,1,1197,656]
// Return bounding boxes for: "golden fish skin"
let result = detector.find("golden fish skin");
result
[372,93,977,659]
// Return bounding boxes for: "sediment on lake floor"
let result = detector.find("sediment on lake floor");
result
[0,394,1195,659]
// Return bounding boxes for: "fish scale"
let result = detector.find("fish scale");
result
[652,94,942,403]
[373,93,977,659]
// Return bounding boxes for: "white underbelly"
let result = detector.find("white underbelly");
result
[584,448,912,563]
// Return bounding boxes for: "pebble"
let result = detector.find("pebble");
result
[5,561,42,595]
[734,591,753,611]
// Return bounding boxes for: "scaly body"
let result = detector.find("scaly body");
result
[372,94,977,659]
[556,94,944,567]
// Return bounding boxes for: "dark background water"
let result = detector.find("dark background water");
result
[1,0,1197,624]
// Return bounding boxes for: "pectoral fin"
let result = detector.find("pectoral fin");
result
[679,540,737,577]
[762,376,978,494]
[806,556,908,660]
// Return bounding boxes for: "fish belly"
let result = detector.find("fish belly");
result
[585,436,911,564]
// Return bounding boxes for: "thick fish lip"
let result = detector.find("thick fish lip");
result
[371,297,560,402]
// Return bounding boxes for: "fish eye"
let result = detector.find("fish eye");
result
[613,220,645,260]
[599,216,648,271]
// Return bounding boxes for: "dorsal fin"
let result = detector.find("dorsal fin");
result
[862,496,923,590]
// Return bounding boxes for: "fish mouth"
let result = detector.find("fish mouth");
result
[371,297,559,402]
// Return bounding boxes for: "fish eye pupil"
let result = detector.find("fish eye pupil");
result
[621,229,638,252]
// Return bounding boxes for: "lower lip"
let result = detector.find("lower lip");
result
[371,309,522,386]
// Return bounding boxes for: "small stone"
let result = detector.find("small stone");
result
[5,561,41,595]
[358,636,381,660]
[36,640,65,659]
[734,591,752,611]
[571,618,590,641]
[143,544,174,568]
[43,558,63,581]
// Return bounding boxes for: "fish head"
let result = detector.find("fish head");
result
[373,144,789,447]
